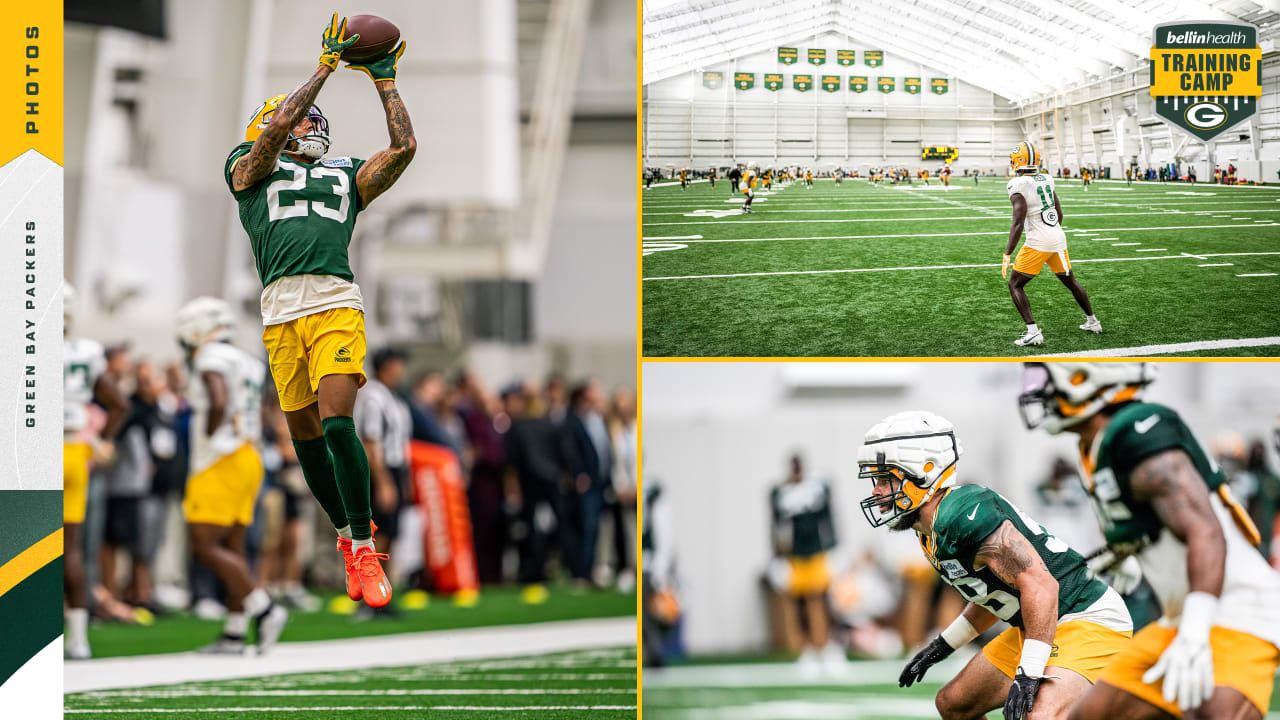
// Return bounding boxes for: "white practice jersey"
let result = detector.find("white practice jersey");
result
[1006,173,1066,252]
[186,341,267,474]
[1140,493,1280,648]
[64,337,107,439]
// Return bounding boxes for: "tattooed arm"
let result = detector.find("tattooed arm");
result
[356,81,417,207]
[1130,449,1225,597]
[230,65,334,191]
[974,520,1059,646]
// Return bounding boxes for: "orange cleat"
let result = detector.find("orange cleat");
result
[354,547,393,608]
[336,522,378,601]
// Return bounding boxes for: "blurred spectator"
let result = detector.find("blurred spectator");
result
[606,386,637,591]
[458,370,508,584]
[544,372,569,425]
[642,478,683,667]
[502,384,572,584]
[409,370,461,457]
[355,348,413,567]
[564,379,612,583]
[1029,457,1102,552]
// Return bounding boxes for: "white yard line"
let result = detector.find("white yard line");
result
[642,223,1279,245]
[1029,337,1280,357]
[642,209,1261,226]
[1237,273,1278,277]
[643,251,1280,281]
[1135,248,1167,252]
[64,617,634,693]
[65,706,636,714]
[1112,243,1140,246]
[1199,263,1233,267]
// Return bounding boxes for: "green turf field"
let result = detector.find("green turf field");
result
[642,177,1280,357]
[641,657,1280,719]
[65,646,636,719]
[89,585,634,658]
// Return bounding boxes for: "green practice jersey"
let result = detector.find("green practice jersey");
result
[224,142,366,289]
[771,477,836,558]
[919,484,1106,628]
[1082,402,1225,547]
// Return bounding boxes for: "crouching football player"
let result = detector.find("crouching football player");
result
[860,410,1133,719]
[1021,363,1280,720]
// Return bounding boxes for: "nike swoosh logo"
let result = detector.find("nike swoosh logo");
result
[1134,415,1161,434]
[967,505,980,520]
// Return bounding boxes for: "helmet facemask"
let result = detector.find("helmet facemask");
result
[859,464,921,530]
[1020,362,1155,434]
[1018,363,1057,431]
[288,105,331,160]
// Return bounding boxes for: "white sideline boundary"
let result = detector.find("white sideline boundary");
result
[1029,337,1280,357]
[64,617,633,694]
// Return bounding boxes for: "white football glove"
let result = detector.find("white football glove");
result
[1142,591,1216,711]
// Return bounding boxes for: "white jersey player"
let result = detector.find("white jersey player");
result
[1003,141,1100,347]
[176,296,286,655]
[63,282,128,660]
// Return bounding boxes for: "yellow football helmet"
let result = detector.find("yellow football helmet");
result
[1010,140,1041,174]
[857,410,963,528]
[244,95,331,159]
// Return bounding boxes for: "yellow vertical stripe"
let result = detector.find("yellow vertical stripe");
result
[0,1,62,165]
[0,527,62,599]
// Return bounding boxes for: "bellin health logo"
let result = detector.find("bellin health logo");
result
[1149,21,1262,141]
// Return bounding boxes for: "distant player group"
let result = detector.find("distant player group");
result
[861,362,1280,720]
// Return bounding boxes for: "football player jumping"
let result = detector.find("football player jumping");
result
[1004,142,1100,347]
[224,12,415,609]
[1020,363,1280,720]
[63,282,128,659]
[860,411,1133,720]
[176,298,289,654]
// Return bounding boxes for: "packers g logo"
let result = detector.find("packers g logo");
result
[335,347,352,363]
[1183,101,1227,130]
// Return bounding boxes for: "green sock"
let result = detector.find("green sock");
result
[292,436,348,531]
[322,416,373,541]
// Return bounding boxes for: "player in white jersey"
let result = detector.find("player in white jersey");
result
[1020,363,1280,719]
[1003,141,1101,347]
[63,282,128,660]
[176,297,288,655]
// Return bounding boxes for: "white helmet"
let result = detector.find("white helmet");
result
[63,281,77,334]
[1019,362,1157,434]
[176,296,235,347]
[856,410,963,528]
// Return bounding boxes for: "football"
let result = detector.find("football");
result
[342,14,400,63]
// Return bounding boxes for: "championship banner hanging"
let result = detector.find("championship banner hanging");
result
[734,72,755,90]
[764,73,784,91]
[702,71,724,90]
[878,76,895,93]
[807,48,826,65]
[821,75,841,92]
[865,50,884,67]
[793,74,812,92]
[837,49,855,66]
[1148,20,1261,141]
[931,78,949,95]
[850,75,868,92]
[778,46,798,64]
[905,77,921,94]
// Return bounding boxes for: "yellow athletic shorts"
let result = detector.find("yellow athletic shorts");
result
[261,306,367,412]
[787,553,831,596]
[1098,623,1279,716]
[183,443,265,527]
[984,619,1132,683]
[1014,246,1071,275]
[63,441,93,524]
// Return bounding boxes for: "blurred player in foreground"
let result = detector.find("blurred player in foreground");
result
[64,282,129,659]
[177,298,289,654]
[860,410,1132,720]
[1020,363,1280,719]
[225,12,415,609]
[1003,141,1100,347]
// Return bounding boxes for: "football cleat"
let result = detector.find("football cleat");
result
[1079,317,1102,334]
[65,642,91,661]
[1014,328,1044,346]
[253,604,289,654]
[196,634,248,655]
[337,520,378,601]
[354,547,393,609]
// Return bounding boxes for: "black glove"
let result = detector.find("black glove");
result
[898,635,954,687]
[1003,670,1043,719]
